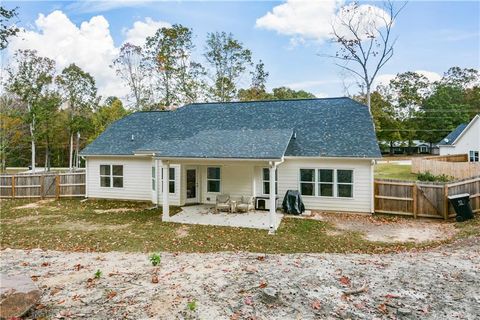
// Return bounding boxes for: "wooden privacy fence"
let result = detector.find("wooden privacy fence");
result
[0,171,85,199]
[412,154,480,180]
[375,177,480,219]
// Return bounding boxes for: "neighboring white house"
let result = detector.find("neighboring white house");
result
[438,114,480,162]
[80,98,381,232]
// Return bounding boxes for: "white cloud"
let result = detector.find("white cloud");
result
[256,0,390,44]
[123,17,170,46]
[256,0,341,42]
[7,11,169,101]
[374,70,442,88]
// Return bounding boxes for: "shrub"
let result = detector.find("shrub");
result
[417,171,452,182]
[149,253,161,266]
[94,269,102,279]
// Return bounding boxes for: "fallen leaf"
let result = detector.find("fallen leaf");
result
[339,275,350,286]
[41,262,50,267]
[378,303,388,314]
[244,296,253,306]
[259,281,267,289]
[107,291,117,299]
[311,299,322,310]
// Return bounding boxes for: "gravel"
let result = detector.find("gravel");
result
[1,238,479,319]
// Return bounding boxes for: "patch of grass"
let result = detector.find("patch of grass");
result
[0,199,467,254]
[455,217,480,238]
[375,163,417,181]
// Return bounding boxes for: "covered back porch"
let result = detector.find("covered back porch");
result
[170,204,283,230]
[154,158,282,233]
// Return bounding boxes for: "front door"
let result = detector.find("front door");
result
[186,168,198,203]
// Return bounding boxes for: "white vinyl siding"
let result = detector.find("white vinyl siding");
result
[277,158,373,213]
[86,156,151,201]
[439,116,480,156]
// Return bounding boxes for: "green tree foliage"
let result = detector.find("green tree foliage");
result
[5,49,56,171]
[145,24,205,109]
[0,6,20,50]
[271,87,316,100]
[91,97,129,141]
[204,31,252,102]
[56,63,98,169]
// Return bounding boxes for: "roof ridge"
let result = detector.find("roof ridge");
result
[183,96,351,107]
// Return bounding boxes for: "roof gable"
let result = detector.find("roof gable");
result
[81,97,381,159]
[438,115,479,146]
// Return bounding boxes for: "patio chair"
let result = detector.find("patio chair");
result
[236,196,254,213]
[215,194,231,213]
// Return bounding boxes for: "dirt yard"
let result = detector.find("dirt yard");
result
[309,212,457,243]
[1,237,479,319]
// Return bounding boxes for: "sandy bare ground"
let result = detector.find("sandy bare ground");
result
[1,238,479,319]
[309,212,457,243]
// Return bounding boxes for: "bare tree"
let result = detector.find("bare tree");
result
[330,1,406,113]
[112,43,152,110]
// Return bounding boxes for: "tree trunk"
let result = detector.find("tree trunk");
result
[30,121,36,173]
[366,87,371,115]
[389,141,394,155]
[69,133,73,170]
[75,131,80,169]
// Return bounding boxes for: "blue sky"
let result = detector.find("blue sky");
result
[4,0,479,99]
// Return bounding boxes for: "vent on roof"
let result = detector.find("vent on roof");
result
[444,138,449,143]
[131,134,135,141]
[293,130,297,139]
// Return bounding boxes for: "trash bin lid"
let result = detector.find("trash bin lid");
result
[448,193,470,200]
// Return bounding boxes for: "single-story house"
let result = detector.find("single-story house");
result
[80,97,381,232]
[379,140,436,155]
[437,114,479,162]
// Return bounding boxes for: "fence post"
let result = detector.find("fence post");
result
[443,184,449,220]
[11,176,15,199]
[55,175,60,199]
[412,183,417,219]
[40,175,45,199]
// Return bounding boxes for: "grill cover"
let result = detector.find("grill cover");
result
[282,190,305,215]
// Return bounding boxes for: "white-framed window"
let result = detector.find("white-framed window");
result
[299,168,354,198]
[318,169,334,197]
[469,150,479,162]
[337,169,353,198]
[161,167,176,194]
[299,169,315,196]
[207,167,221,193]
[151,166,156,191]
[100,164,123,188]
[262,168,278,195]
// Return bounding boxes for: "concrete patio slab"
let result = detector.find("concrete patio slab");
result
[168,205,283,230]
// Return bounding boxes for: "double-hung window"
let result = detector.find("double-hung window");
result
[318,169,334,197]
[469,150,479,162]
[100,165,123,188]
[262,168,278,195]
[337,170,353,198]
[299,169,315,196]
[207,167,221,193]
[161,167,175,194]
[299,168,353,198]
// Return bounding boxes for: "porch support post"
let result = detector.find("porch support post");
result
[268,162,277,234]
[155,158,161,207]
[162,161,170,221]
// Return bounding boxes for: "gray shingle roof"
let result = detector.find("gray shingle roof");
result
[437,123,468,146]
[81,97,381,159]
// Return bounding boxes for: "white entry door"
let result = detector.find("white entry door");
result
[185,167,198,203]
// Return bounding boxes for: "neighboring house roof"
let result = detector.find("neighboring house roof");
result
[437,123,468,146]
[81,97,381,159]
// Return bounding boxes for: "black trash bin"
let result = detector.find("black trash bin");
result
[282,190,305,215]
[448,193,474,222]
